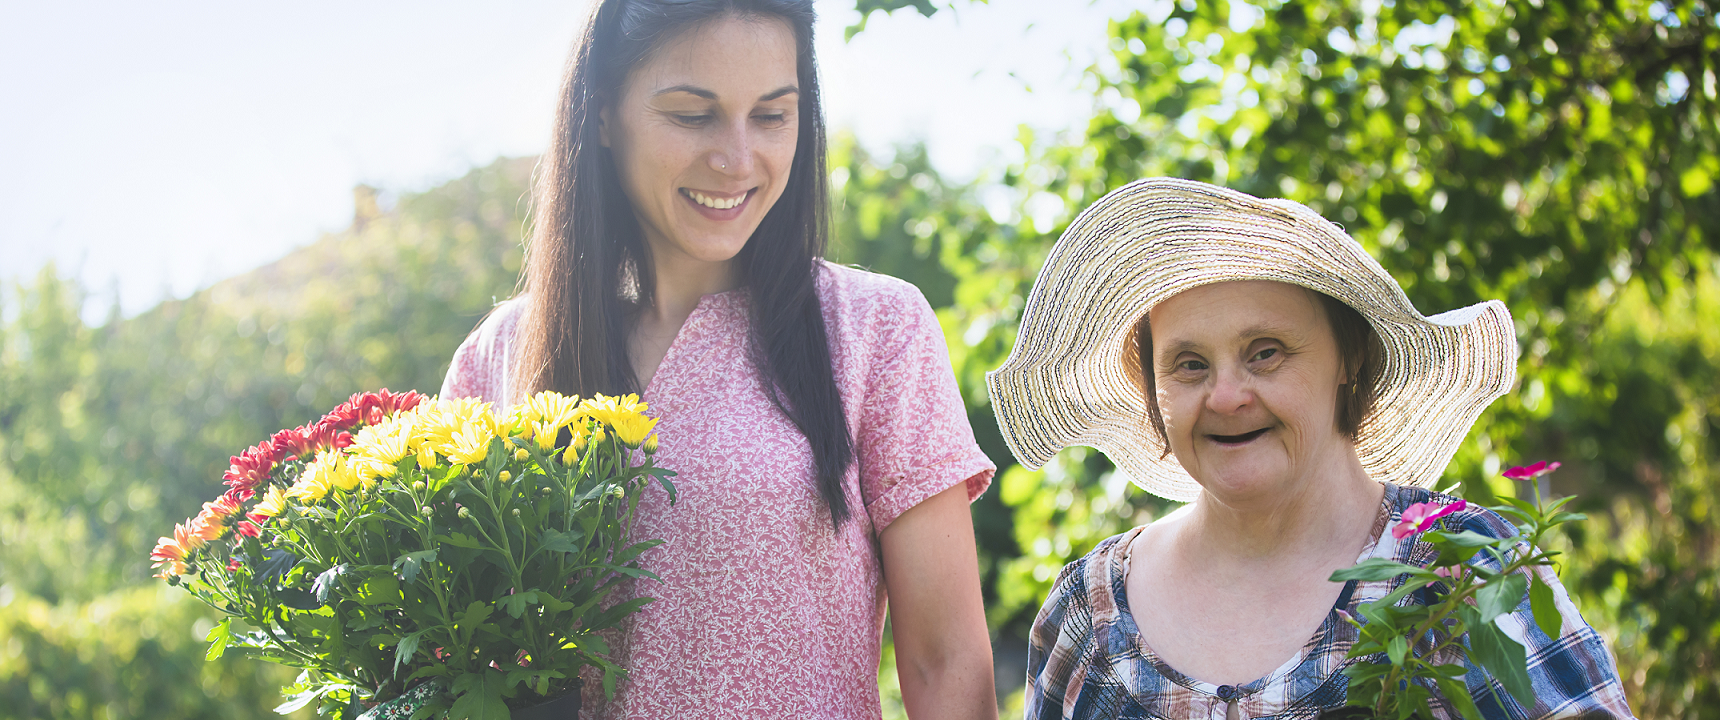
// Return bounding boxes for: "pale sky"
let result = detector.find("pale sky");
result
[1,0,1142,320]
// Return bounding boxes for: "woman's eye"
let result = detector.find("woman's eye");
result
[1250,348,1279,362]
[672,114,712,126]
[753,113,788,126]
[1177,359,1209,372]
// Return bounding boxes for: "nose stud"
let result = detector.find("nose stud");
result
[721,162,727,169]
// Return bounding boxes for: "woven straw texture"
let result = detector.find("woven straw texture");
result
[986,178,1518,501]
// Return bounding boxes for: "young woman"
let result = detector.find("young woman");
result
[439,1,997,718]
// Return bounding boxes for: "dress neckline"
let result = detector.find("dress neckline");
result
[641,289,746,401]
[1107,485,1398,708]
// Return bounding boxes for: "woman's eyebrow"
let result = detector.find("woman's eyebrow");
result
[653,84,717,99]
[651,84,799,102]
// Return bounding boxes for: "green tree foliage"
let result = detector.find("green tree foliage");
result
[0,159,532,717]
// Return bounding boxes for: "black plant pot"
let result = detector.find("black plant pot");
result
[511,690,581,720]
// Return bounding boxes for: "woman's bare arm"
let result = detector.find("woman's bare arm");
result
[880,481,998,720]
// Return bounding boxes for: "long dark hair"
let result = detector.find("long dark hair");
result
[517,0,856,526]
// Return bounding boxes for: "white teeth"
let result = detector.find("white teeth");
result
[687,190,744,210]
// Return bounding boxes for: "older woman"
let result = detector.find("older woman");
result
[440,1,996,718]
[988,179,1634,719]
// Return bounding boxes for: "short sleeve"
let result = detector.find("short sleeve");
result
[1026,560,1088,720]
[1468,563,1636,719]
[847,276,995,532]
[439,299,523,405]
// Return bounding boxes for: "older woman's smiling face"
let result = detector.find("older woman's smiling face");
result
[1148,280,1353,499]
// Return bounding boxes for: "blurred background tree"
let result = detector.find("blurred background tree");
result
[2,0,1717,717]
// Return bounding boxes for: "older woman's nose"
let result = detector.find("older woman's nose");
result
[1205,365,1255,413]
[708,119,755,175]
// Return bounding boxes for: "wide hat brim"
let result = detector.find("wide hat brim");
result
[985,178,1518,501]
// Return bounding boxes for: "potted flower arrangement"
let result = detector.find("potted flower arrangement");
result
[1328,461,1583,719]
[150,389,677,719]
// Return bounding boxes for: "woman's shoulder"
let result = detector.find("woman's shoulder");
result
[1040,526,1145,615]
[440,297,528,404]
[815,260,932,315]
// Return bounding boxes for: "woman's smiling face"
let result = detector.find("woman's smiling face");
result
[600,14,800,272]
[1147,280,1352,499]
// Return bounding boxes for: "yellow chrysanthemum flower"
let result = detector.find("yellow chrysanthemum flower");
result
[580,393,648,430]
[287,459,336,503]
[526,391,583,430]
[250,485,288,520]
[351,417,411,482]
[446,423,493,466]
[609,413,659,449]
[353,417,411,464]
[531,420,560,452]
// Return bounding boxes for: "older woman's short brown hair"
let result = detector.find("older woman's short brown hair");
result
[1126,289,1385,456]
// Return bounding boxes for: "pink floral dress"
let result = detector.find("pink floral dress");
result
[441,262,995,719]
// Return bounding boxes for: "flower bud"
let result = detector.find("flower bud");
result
[457,507,472,519]
[642,434,659,455]
[420,506,435,517]
[498,470,512,483]
[511,508,521,517]
[592,427,607,444]
[610,486,626,500]
[515,449,529,462]
[412,481,426,492]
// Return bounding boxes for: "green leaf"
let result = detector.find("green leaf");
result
[500,591,541,619]
[536,529,583,556]
[393,549,438,584]
[312,563,350,604]
[394,629,427,678]
[274,685,330,714]
[436,532,486,549]
[1528,574,1563,640]
[357,575,403,605]
[1341,661,1392,681]
[1437,675,1485,720]
[1468,619,1535,706]
[1429,530,1507,548]
[1477,572,1529,623]
[277,587,322,610]
[1329,557,1429,582]
[252,548,300,583]
[204,618,234,660]
[614,538,665,566]
[449,669,511,720]
[1386,634,1409,666]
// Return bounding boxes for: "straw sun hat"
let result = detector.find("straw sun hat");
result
[985,178,1518,502]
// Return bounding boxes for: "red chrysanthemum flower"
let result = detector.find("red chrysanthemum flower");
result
[222,440,280,493]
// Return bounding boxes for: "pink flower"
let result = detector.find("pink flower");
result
[222,441,279,494]
[1503,460,1562,480]
[1392,499,1468,539]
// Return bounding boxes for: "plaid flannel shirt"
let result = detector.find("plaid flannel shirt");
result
[1024,483,1636,720]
